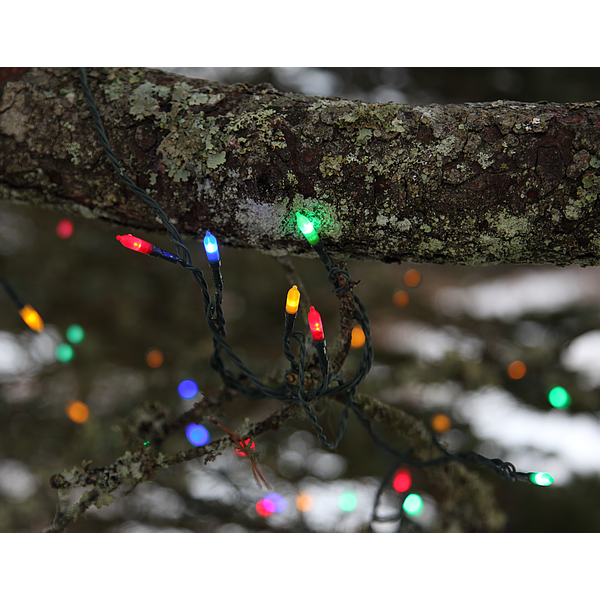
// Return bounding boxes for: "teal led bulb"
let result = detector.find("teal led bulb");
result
[403,493,424,516]
[548,386,570,409]
[66,324,85,344]
[530,472,554,486]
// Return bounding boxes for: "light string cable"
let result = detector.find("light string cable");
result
[79,69,553,490]
[284,217,374,450]
[78,68,287,401]
[294,216,554,489]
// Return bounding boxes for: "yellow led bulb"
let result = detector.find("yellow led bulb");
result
[286,285,300,315]
[19,304,44,332]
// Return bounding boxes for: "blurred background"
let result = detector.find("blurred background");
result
[2,67,600,533]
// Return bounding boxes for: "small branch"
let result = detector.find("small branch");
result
[44,400,303,532]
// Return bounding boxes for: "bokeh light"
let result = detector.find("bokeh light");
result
[66,400,89,424]
[402,493,424,516]
[338,491,358,512]
[255,499,272,517]
[66,324,85,344]
[393,467,412,493]
[404,269,422,288]
[178,379,199,399]
[508,360,527,380]
[185,423,210,446]
[145,349,164,368]
[393,290,410,308]
[234,439,256,455]
[351,325,366,348]
[296,493,314,512]
[530,472,554,486]
[549,386,570,409]
[56,219,74,239]
[55,343,74,363]
[263,493,286,513]
[431,413,452,433]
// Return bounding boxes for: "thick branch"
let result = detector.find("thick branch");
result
[2,67,600,266]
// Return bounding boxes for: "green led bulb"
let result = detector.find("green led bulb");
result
[55,343,74,363]
[403,493,424,516]
[66,324,85,344]
[296,212,320,245]
[338,492,358,512]
[530,472,554,486]
[548,386,570,409]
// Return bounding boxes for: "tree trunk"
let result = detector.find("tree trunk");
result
[2,67,600,266]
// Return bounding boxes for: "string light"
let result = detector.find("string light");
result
[66,324,85,344]
[234,439,255,456]
[18,305,44,333]
[308,306,329,376]
[262,493,286,513]
[72,68,557,532]
[508,360,526,380]
[548,386,570,409]
[116,234,182,264]
[116,234,154,255]
[284,285,301,339]
[185,423,210,446]
[178,379,199,399]
[296,494,314,512]
[255,499,272,517]
[295,212,320,245]
[402,493,424,516]
[338,491,358,512]
[295,212,333,268]
[145,349,164,368]
[66,400,89,424]
[1,276,45,333]
[351,325,365,348]
[55,343,74,363]
[203,231,223,290]
[403,269,422,288]
[393,468,412,493]
[286,285,300,315]
[431,413,452,434]
[393,290,410,308]
[56,219,74,239]
[529,472,554,486]
[308,306,325,342]
[203,231,220,263]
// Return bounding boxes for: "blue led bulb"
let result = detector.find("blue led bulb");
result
[186,423,210,446]
[263,493,287,513]
[178,379,199,399]
[203,231,220,263]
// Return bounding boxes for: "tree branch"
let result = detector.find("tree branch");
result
[351,393,506,532]
[2,68,600,266]
[44,396,303,532]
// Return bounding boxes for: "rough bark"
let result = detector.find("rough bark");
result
[2,67,600,266]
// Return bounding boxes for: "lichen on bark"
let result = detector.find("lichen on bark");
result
[2,68,600,266]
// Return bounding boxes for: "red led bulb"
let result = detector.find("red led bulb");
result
[116,234,154,255]
[308,306,325,342]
